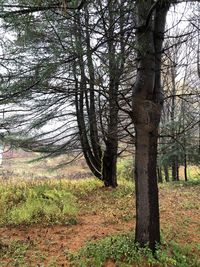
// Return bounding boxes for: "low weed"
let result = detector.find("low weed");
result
[67,233,200,267]
[0,183,77,225]
[0,240,29,266]
[64,178,102,196]
[117,158,134,181]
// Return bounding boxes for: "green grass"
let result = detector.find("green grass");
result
[0,182,78,225]
[0,177,111,226]
[0,240,30,267]
[0,155,199,266]
[117,158,133,180]
[67,233,200,267]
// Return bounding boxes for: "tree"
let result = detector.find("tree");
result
[0,0,200,253]
[130,0,170,250]
[0,0,134,187]
[72,1,130,187]
[159,12,200,182]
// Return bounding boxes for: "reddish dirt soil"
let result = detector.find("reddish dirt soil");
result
[0,214,134,266]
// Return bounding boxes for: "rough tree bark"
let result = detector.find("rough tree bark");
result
[132,1,169,251]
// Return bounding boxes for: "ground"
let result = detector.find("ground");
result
[0,153,199,266]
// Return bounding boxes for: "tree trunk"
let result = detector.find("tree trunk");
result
[102,141,118,187]
[73,9,118,187]
[101,0,121,188]
[84,7,102,163]
[73,12,102,180]
[163,165,169,182]
[172,160,176,181]
[172,157,179,181]
[133,1,169,251]
[135,127,160,249]
[102,84,118,188]
[176,162,179,181]
[184,153,188,181]
[157,167,163,183]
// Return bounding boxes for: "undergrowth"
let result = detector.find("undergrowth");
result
[0,175,198,266]
[0,182,78,225]
[0,240,30,266]
[0,178,134,225]
[67,233,200,267]
[117,158,133,180]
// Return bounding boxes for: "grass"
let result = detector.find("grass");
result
[0,182,78,225]
[67,233,200,267]
[1,153,93,181]
[0,178,199,266]
[0,176,199,266]
[117,157,200,182]
[0,240,30,267]
[0,154,199,266]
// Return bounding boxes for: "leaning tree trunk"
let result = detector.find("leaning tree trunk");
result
[73,14,102,179]
[74,9,119,187]
[133,1,169,251]
[74,5,120,187]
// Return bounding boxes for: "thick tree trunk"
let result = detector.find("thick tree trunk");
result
[133,0,169,251]
[102,80,119,188]
[102,88,118,188]
[102,141,118,187]
[135,127,160,250]
[102,80,118,188]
